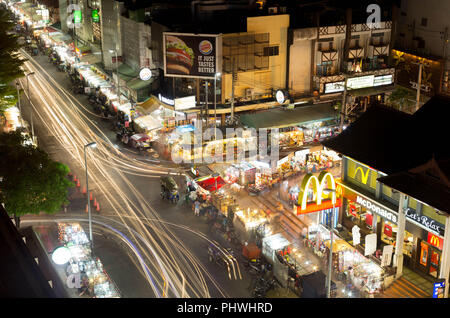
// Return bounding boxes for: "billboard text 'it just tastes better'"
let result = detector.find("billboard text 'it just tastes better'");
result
[163,33,220,79]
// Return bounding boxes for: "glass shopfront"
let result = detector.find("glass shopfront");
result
[417,233,443,278]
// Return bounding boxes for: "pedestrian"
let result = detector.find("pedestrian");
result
[194,201,200,216]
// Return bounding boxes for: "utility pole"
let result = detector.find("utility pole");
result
[339,75,349,132]
[415,62,423,111]
[230,57,236,124]
[205,80,208,129]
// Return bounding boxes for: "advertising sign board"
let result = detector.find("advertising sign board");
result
[163,33,221,79]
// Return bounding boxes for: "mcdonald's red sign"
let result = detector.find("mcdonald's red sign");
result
[427,232,443,250]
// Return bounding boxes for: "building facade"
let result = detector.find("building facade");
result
[394,0,450,97]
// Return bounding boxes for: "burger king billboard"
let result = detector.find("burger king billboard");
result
[163,32,221,79]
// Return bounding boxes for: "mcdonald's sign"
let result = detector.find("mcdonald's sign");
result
[296,171,339,215]
[427,232,443,250]
[354,166,370,184]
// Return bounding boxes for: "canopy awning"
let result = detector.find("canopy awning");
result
[239,102,336,129]
[134,114,163,131]
[79,53,102,65]
[136,96,160,115]
[262,233,290,251]
[195,175,226,192]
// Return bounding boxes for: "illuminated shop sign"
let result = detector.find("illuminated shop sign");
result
[324,82,344,94]
[158,93,175,106]
[296,171,337,215]
[405,208,444,235]
[356,195,398,224]
[427,232,443,250]
[92,9,100,23]
[175,95,196,110]
[324,75,393,93]
[374,74,393,86]
[347,75,375,89]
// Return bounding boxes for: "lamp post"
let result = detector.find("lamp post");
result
[26,72,35,143]
[84,142,97,249]
[323,188,337,298]
[15,81,21,115]
[214,72,221,140]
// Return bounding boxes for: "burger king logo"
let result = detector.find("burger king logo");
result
[199,40,213,55]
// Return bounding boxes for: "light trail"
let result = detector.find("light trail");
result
[18,49,231,298]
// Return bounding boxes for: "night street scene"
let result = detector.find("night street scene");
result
[0,0,449,308]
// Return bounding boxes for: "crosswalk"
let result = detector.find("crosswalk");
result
[381,277,430,298]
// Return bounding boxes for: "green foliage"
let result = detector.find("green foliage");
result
[0,131,74,216]
[387,86,416,110]
[0,8,25,113]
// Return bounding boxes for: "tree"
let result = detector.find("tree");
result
[386,86,415,111]
[0,131,73,227]
[0,7,25,113]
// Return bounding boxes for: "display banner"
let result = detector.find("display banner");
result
[163,33,221,79]
[433,280,445,298]
[364,233,377,256]
[381,244,394,267]
[352,225,361,246]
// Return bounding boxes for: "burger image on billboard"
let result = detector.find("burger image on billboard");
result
[166,35,194,75]
[199,40,213,55]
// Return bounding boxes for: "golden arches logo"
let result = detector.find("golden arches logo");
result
[298,170,337,210]
[429,235,440,247]
[354,166,370,184]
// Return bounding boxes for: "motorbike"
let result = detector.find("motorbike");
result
[160,176,179,204]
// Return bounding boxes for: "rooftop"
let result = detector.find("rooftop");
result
[0,206,56,297]
[378,158,450,215]
[321,95,450,175]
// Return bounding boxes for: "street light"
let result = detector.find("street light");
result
[323,188,336,298]
[84,141,97,249]
[214,72,221,140]
[109,49,120,104]
[25,72,35,142]
[15,81,21,115]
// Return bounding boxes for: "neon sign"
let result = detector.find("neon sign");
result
[427,232,443,250]
[354,166,370,184]
[297,171,337,213]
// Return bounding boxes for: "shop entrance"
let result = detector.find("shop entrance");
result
[418,240,441,278]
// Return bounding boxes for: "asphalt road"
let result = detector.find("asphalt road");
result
[18,48,253,298]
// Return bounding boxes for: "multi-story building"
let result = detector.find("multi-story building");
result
[395,0,449,97]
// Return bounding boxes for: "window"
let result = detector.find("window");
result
[263,46,279,56]
[422,204,446,225]
[421,18,427,27]
[408,198,417,210]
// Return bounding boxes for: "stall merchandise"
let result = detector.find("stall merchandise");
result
[235,208,268,231]
[305,223,384,296]
[57,223,120,298]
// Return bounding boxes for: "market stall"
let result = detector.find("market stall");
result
[133,114,163,137]
[56,223,120,298]
[304,223,385,296]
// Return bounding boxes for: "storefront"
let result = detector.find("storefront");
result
[339,181,446,280]
[305,223,385,296]
[53,223,120,298]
